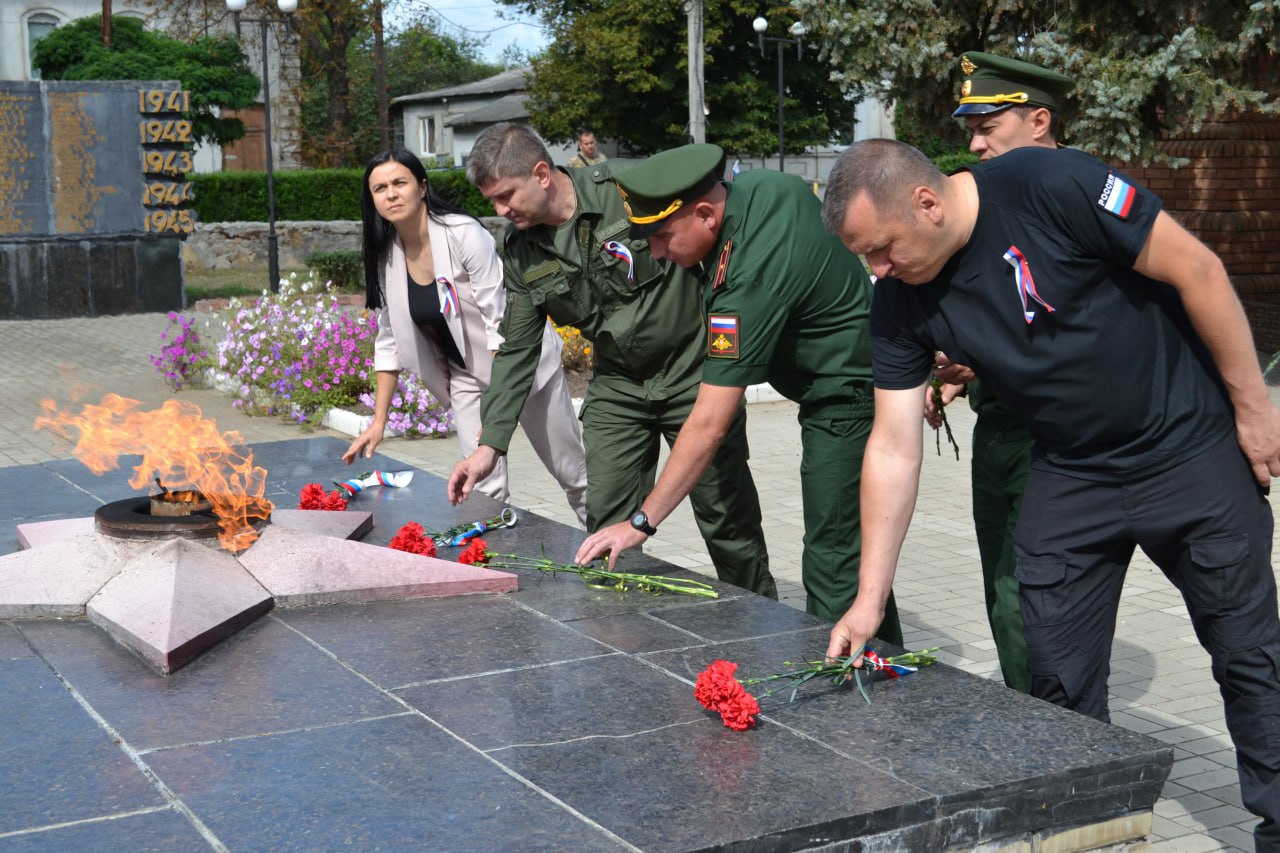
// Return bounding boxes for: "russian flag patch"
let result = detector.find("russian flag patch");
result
[1097,172,1136,219]
[708,314,739,359]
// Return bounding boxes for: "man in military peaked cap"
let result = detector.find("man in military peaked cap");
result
[953,51,1075,117]
[951,51,1075,160]
[575,144,902,639]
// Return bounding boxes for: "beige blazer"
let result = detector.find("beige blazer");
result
[371,213,563,407]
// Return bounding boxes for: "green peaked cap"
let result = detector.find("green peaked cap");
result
[613,143,726,238]
[953,51,1075,117]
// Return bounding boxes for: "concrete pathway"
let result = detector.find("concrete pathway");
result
[1,311,1268,851]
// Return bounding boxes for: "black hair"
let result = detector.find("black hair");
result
[360,147,476,310]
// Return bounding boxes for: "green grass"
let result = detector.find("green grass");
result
[184,267,309,302]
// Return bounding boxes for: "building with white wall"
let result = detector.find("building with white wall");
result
[0,0,301,173]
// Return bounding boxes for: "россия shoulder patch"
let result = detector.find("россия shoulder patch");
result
[1096,172,1136,219]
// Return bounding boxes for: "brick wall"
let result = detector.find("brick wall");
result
[1119,114,1280,350]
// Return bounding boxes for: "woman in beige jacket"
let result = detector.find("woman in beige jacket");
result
[342,148,587,524]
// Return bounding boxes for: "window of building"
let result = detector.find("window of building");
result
[26,13,61,80]
[418,114,438,157]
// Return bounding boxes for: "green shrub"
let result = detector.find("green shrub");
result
[931,151,980,174]
[190,166,495,222]
[307,250,363,293]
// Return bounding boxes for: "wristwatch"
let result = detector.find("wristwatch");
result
[629,510,658,536]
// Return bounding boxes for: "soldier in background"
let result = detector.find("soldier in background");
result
[566,128,607,169]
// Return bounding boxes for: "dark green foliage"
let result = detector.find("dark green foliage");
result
[930,151,980,174]
[306,250,363,292]
[794,0,1279,165]
[189,167,494,221]
[299,14,500,168]
[32,14,259,147]
[504,0,853,156]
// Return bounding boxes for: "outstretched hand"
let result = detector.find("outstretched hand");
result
[575,522,647,571]
[447,446,500,506]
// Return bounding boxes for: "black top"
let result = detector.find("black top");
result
[407,272,465,369]
[871,146,1232,481]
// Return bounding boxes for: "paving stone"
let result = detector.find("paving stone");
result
[143,714,626,850]
[0,656,164,835]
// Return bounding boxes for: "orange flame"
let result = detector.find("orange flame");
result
[35,394,274,551]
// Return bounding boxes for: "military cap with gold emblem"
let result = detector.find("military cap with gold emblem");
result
[613,143,726,238]
[953,51,1075,117]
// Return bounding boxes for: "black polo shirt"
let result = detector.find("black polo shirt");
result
[871,146,1232,481]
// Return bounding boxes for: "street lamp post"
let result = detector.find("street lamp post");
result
[226,0,298,293]
[752,16,804,173]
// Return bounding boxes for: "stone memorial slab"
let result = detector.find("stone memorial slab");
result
[0,438,1174,850]
[87,538,273,674]
[238,524,518,607]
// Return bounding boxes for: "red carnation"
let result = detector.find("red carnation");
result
[389,522,437,557]
[694,659,759,731]
[457,537,489,565]
[299,483,348,511]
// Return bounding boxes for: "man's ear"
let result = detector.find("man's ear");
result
[1029,107,1053,142]
[693,200,719,233]
[531,160,553,186]
[914,185,944,223]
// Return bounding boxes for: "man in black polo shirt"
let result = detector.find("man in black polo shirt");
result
[821,138,1280,847]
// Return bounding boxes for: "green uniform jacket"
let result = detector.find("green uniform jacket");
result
[698,170,874,402]
[479,165,708,452]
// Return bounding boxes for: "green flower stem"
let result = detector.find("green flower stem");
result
[482,552,719,599]
[931,378,960,461]
[741,648,940,705]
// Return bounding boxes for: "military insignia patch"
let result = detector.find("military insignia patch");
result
[712,239,732,289]
[960,55,976,75]
[1097,172,1136,219]
[708,314,740,359]
[961,80,972,97]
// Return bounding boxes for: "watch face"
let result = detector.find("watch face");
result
[631,511,647,528]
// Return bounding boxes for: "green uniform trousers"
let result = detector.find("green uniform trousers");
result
[798,400,902,644]
[971,413,1033,693]
[580,385,776,599]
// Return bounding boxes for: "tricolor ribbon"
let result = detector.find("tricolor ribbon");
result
[603,240,635,283]
[435,507,519,546]
[333,470,414,497]
[862,647,917,679]
[1004,245,1054,325]
[436,276,460,319]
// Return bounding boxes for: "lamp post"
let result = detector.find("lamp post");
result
[752,16,804,173]
[226,0,298,293]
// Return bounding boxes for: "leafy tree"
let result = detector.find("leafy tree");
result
[292,0,374,167]
[300,13,500,166]
[792,0,1278,165]
[500,0,854,156]
[31,14,260,146]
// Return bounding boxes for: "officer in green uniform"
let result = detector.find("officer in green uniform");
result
[576,144,902,639]
[446,122,775,599]
[931,52,1076,693]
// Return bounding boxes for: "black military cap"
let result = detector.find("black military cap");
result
[952,51,1075,117]
[613,143,726,238]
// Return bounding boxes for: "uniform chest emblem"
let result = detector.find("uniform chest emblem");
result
[436,277,460,319]
[712,239,732,289]
[1097,172,1136,219]
[708,314,740,359]
[1003,246,1054,325]
[603,240,635,283]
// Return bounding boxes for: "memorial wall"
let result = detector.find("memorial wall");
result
[0,80,195,319]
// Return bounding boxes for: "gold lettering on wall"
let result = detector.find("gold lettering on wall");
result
[0,92,38,235]
[49,92,118,235]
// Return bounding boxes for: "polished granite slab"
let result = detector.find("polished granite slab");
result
[0,437,1173,850]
